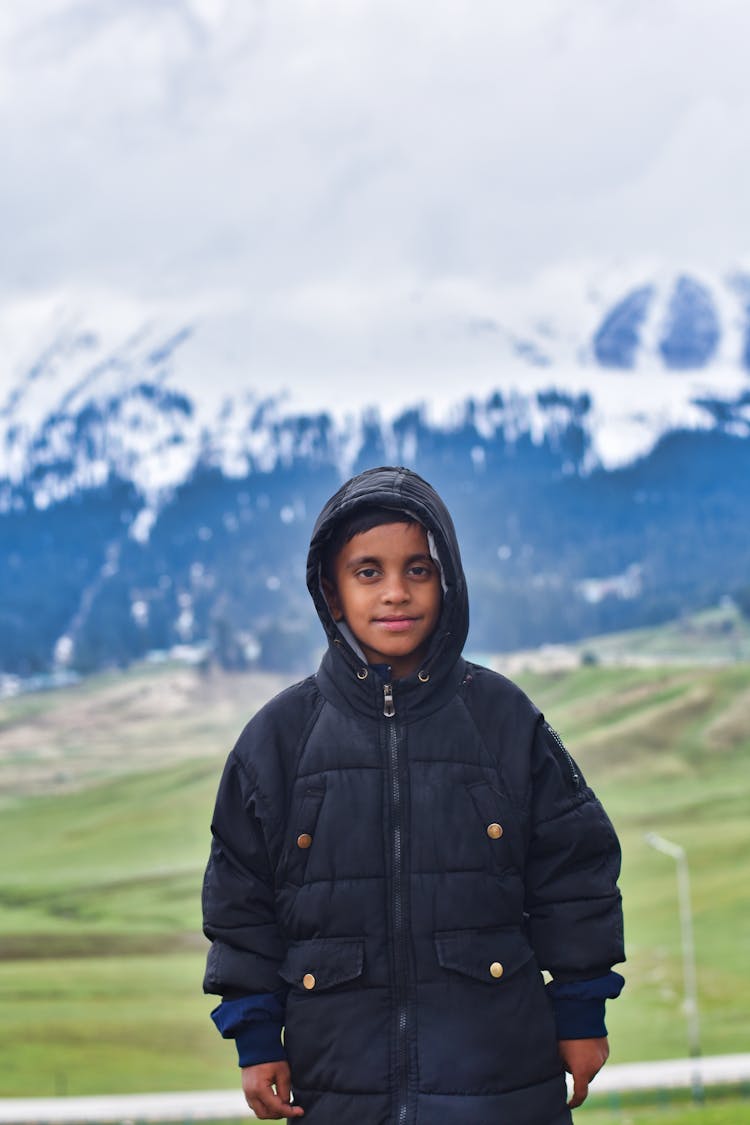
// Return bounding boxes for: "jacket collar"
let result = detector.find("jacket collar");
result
[315,641,467,723]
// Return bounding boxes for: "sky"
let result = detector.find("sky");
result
[2,0,750,411]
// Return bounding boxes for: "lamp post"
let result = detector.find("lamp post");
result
[644,832,702,1101]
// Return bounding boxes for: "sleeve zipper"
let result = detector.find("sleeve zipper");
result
[546,723,580,788]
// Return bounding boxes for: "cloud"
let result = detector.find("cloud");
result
[1,0,750,403]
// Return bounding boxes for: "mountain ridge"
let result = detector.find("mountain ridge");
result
[2,266,750,514]
[1,268,749,677]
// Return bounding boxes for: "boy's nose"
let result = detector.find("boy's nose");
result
[382,574,409,602]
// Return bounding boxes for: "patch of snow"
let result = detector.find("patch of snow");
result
[131,600,149,626]
[130,507,157,543]
[577,564,643,604]
[53,635,74,667]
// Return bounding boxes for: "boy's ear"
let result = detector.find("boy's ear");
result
[321,577,344,622]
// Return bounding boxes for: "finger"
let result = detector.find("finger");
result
[244,1097,271,1120]
[567,1073,589,1109]
[251,1088,304,1120]
[276,1069,292,1105]
[267,1098,304,1118]
[244,1094,273,1120]
[245,1086,286,1120]
[274,1074,305,1116]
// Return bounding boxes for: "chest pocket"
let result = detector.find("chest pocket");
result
[435,926,534,984]
[279,937,364,993]
[467,781,526,873]
[280,780,327,885]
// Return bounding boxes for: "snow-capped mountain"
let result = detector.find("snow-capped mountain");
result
[1,268,749,517]
[1,267,749,680]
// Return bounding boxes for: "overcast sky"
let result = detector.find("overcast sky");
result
[2,0,750,408]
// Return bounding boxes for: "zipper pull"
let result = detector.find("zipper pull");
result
[383,682,395,718]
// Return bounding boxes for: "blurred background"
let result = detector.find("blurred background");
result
[1,1,749,1121]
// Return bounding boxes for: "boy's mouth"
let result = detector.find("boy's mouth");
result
[374,616,419,632]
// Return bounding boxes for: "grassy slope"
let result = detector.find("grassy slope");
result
[0,661,749,1097]
[578,1095,750,1124]
[572,603,750,664]
[514,663,750,1065]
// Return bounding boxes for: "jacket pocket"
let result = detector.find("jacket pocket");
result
[279,937,365,992]
[466,780,525,871]
[435,927,534,984]
[280,781,327,883]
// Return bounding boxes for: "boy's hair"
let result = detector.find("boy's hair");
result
[321,506,420,583]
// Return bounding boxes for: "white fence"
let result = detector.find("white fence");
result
[1,1055,749,1124]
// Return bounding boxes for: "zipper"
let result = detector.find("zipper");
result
[546,723,580,788]
[384,682,409,1125]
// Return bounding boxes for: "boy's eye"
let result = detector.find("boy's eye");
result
[409,564,433,578]
[356,567,379,579]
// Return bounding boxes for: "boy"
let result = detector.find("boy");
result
[202,465,624,1124]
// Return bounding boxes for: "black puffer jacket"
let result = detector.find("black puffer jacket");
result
[203,467,624,1125]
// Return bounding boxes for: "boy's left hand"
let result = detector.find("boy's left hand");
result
[558,1037,609,1108]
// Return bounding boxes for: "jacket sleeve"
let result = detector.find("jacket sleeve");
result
[202,747,287,1061]
[524,718,625,998]
[210,992,287,1066]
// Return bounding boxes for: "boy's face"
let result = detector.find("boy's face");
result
[323,521,442,678]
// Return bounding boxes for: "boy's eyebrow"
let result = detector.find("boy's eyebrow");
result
[344,554,379,569]
[345,552,434,570]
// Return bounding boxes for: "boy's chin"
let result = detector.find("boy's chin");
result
[370,647,427,677]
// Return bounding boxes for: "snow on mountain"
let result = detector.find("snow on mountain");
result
[1,267,749,516]
[0,319,202,506]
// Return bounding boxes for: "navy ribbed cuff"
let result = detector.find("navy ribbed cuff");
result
[235,1020,287,1067]
[548,970,624,1039]
[551,996,608,1039]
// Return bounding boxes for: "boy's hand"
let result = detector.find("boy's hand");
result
[241,1061,304,1119]
[558,1036,609,1108]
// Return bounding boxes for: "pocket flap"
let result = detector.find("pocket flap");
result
[434,927,534,983]
[279,937,364,991]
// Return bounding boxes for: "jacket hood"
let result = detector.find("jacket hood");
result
[307,466,469,680]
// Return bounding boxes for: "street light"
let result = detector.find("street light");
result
[644,832,702,1101]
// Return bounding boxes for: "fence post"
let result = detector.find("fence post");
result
[644,832,703,1103]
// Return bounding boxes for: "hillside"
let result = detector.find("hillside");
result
[498,601,750,672]
[0,656,748,1096]
[3,424,750,680]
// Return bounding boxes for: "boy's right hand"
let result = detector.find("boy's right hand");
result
[241,1061,304,1119]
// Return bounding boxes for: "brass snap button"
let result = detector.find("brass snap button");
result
[297,833,312,849]
[417,670,430,682]
[356,668,368,680]
[490,962,504,979]
[302,973,316,990]
[486,822,503,839]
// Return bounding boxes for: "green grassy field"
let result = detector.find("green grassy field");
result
[578,1093,750,1124]
[1,658,748,1105]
